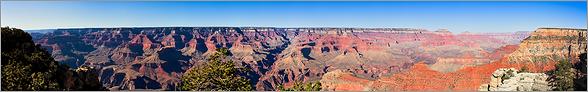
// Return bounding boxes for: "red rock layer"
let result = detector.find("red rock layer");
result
[320,28,586,91]
[32,27,532,90]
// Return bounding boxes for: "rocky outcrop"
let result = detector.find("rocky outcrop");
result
[478,68,551,91]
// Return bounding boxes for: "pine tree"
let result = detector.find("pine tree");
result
[180,48,252,91]
[551,58,575,91]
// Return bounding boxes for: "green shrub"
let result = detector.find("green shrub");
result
[519,66,530,73]
[501,69,514,80]
[180,48,253,91]
[550,58,575,91]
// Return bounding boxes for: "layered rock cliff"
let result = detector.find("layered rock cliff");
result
[318,28,586,91]
[32,27,532,90]
[508,28,587,64]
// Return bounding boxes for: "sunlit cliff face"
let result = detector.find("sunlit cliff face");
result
[31,27,552,90]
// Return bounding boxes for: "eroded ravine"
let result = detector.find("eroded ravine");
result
[32,27,536,90]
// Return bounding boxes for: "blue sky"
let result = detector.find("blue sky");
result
[1,1,586,33]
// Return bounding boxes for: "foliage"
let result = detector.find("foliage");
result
[180,48,253,91]
[277,81,322,91]
[549,58,575,91]
[519,66,529,73]
[501,69,515,80]
[71,66,107,90]
[1,27,105,91]
[574,53,587,91]
[1,27,62,90]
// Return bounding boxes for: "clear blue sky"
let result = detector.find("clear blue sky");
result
[1,1,586,33]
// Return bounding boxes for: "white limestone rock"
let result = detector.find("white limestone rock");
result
[479,68,552,91]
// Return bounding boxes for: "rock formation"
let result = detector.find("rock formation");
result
[478,68,551,91]
[318,28,586,91]
[508,28,587,64]
[30,27,563,91]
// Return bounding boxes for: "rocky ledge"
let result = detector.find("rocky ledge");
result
[478,68,551,91]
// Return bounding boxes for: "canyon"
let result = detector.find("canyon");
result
[29,27,585,91]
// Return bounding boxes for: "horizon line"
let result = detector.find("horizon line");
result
[16,26,586,34]
[15,26,586,30]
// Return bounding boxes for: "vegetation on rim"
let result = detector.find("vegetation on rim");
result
[547,53,587,91]
[180,48,253,91]
[1,27,105,91]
